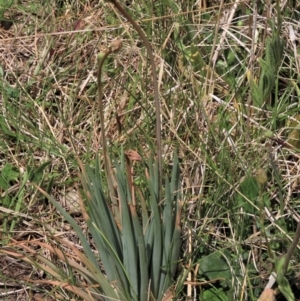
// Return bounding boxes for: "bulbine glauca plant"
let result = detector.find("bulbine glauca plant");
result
[0,1,182,301]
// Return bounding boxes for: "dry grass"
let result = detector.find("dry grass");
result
[1,0,300,300]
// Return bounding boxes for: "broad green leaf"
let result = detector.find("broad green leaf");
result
[236,176,259,213]
[278,276,294,301]
[202,286,228,301]
[199,252,231,287]
[276,256,295,301]
[236,175,270,214]
[0,163,19,190]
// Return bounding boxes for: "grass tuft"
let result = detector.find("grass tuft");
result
[1,1,300,300]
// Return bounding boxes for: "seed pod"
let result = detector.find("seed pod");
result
[97,52,106,63]
[110,38,123,53]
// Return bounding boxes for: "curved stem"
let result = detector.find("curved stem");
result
[97,48,119,218]
[107,0,162,190]
[282,220,300,275]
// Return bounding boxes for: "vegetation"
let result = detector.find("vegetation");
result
[0,0,300,300]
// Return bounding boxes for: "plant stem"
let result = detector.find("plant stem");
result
[282,220,300,275]
[107,0,162,191]
[97,48,119,218]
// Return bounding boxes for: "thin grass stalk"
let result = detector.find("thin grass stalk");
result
[97,46,118,219]
[34,280,95,301]
[107,0,162,192]
[33,185,99,267]
[2,242,105,301]
[32,241,100,289]
[27,279,95,301]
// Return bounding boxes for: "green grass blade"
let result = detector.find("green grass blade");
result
[90,221,133,300]
[159,154,181,299]
[80,163,131,298]
[145,216,154,267]
[170,201,182,278]
[129,203,149,301]
[83,159,122,254]
[33,186,119,299]
[115,152,138,300]
[148,160,162,298]
[159,178,172,298]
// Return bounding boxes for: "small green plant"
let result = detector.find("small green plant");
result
[1,0,299,300]
[0,1,182,300]
[0,163,19,208]
[2,150,181,300]
[0,160,51,245]
[251,22,284,108]
[198,251,232,300]
[0,0,13,19]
